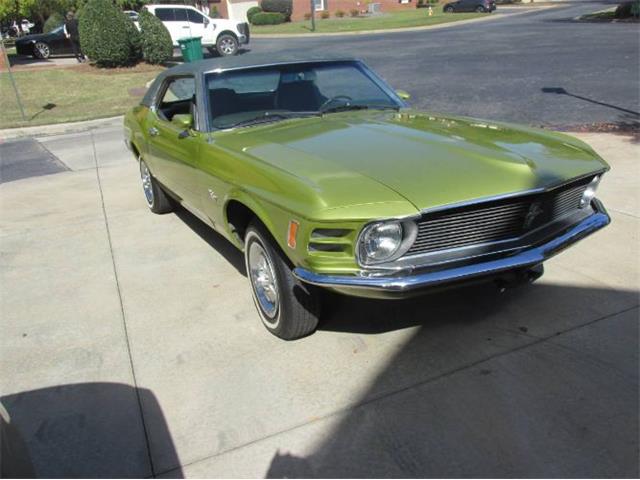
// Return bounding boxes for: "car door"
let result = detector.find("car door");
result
[48,27,70,54]
[146,76,203,209]
[186,8,214,45]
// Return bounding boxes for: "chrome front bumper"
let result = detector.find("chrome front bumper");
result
[293,200,610,298]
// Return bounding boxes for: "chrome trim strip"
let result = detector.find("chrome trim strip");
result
[293,200,610,293]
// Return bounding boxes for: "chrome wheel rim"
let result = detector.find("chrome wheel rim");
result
[219,38,236,55]
[35,42,49,58]
[248,241,279,322]
[140,161,154,207]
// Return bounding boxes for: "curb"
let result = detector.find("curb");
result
[251,5,559,38]
[0,116,124,141]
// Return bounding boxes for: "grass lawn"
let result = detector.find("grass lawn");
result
[251,10,486,34]
[0,64,163,129]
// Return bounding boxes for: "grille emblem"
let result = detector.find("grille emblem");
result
[524,202,544,229]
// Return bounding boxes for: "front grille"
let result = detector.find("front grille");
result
[404,176,594,257]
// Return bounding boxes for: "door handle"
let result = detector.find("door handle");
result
[148,127,159,137]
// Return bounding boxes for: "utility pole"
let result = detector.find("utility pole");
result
[309,0,316,31]
[1,39,26,122]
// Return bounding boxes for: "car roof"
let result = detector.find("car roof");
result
[141,54,361,106]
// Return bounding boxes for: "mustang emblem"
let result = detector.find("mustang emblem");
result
[524,202,544,229]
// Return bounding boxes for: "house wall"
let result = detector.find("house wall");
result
[290,0,414,21]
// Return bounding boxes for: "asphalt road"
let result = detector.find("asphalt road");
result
[247,1,640,127]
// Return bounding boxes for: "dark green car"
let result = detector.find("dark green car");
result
[124,56,610,340]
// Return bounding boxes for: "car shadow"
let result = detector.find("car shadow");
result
[0,383,183,478]
[174,206,247,276]
[266,281,640,477]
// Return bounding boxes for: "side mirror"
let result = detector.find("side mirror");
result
[172,113,193,130]
[396,89,411,100]
[204,17,210,27]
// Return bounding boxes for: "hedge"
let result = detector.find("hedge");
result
[44,12,64,33]
[79,0,132,67]
[251,11,286,24]
[123,13,142,62]
[138,9,173,64]
[246,6,262,22]
[260,0,292,20]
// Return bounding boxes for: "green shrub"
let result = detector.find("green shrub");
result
[138,9,173,64]
[246,6,262,22]
[79,0,132,67]
[260,0,292,19]
[335,9,345,17]
[320,10,330,18]
[350,8,359,16]
[250,11,286,24]
[44,12,64,33]
[123,13,142,62]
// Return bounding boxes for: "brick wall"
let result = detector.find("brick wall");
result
[290,0,414,21]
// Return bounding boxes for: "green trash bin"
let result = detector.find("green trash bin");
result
[178,37,203,63]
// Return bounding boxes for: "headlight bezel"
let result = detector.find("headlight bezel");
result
[356,219,418,267]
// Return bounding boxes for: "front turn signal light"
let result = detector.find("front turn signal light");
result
[287,220,299,249]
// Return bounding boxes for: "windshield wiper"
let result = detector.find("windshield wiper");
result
[225,111,317,129]
[320,104,400,114]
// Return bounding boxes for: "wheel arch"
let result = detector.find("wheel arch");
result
[216,30,238,43]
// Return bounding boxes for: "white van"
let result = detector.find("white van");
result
[144,4,249,56]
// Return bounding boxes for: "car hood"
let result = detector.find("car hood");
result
[222,110,608,213]
[15,32,53,43]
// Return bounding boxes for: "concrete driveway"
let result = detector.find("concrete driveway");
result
[0,126,637,477]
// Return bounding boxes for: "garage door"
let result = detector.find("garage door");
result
[227,0,259,21]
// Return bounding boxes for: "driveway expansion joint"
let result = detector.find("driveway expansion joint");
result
[90,132,156,478]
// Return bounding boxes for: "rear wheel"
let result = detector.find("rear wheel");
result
[139,158,173,214]
[33,41,50,59]
[245,221,321,340]
[475,5,486,12]
[216,34,238,56]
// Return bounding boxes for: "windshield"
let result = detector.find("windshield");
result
[205,61,401,129]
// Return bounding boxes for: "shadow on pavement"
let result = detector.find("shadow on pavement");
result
[0,383,183,478]
[267,282,639,477]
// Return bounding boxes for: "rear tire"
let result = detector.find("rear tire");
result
[476,5,486,12]
[139,158,173,214]
[245,221,321,340]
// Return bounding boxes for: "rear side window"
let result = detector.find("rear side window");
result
[157,77,197,122]
[154,8,174,21]
[187,9,205,23]
[173,8,188,21]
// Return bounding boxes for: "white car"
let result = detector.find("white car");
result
[144,4,249,56]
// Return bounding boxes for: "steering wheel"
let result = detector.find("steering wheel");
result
[319,95,354,111]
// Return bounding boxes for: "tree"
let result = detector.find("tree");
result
[78,0,132,67]
[0,0,75,26]
[138,9,173,65]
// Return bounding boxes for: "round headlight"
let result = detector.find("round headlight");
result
[580,176,600,208]
[359,221,404,264]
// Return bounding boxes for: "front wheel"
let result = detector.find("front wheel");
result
[216,34,238,56]
[475,5,486,12]
[245,222,321,340]
[33,41,50,59]
[444,6,454,13]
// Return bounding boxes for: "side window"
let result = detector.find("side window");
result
[187,9,205,23]
[174,8,188,21]
[154,8,174,21]
[157,77,197,123]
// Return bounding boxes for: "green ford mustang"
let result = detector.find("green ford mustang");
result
[124,56,610,340]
